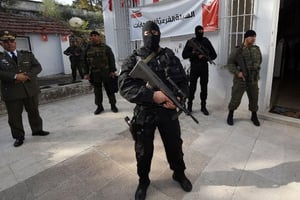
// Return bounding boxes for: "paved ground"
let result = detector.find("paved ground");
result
[0,93,300,200]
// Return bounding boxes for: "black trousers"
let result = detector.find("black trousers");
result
[70,60,84,80]
[5,94,43,140]
[188,63,209,104]
[135,108,186,180]
[93,81,116,106]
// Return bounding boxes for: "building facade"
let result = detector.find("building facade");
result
[103,0,300,122]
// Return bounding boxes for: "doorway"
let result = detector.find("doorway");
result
[270,0,300,118]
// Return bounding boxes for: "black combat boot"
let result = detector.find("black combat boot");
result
[94,105,104,115]
[187,101,192,112]
[172,172,193,192]
[227,110,234,125]
[251,112,260,126]
[135,178,150,200]
[201,102,209,115]
[111,104,118,113]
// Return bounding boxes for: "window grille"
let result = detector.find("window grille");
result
[228,0,255,52]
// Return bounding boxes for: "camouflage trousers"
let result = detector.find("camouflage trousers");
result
[228,78,259,112]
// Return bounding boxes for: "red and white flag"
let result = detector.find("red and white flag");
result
[202,0,219,32]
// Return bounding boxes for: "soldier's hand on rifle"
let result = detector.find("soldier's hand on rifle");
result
[153,91,176,110]
[237,71,246,81]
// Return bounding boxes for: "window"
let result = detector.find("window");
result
[228,0,255,52]
[16,36,31,51]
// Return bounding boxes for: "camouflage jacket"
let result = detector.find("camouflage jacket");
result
[84,42,116,76]
[226,44,262,81]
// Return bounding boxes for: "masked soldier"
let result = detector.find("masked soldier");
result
[0,30,49,147]
[182,25,217,115]
[119,21,192,200]
[84,31,118,114]
[226,30,262,126]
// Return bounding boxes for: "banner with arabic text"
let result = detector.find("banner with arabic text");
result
[129,0,219,41]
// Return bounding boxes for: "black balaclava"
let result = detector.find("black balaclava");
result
[195,25,204,39]
[142,21,161,51]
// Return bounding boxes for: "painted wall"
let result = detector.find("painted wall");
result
[30,34,67,76]
[254,0,280,112]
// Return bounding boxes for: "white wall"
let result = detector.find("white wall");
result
[30,34,67,76]
[254,0,280,112]
[61,37,72,75]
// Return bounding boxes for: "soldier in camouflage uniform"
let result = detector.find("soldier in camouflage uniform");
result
[119,21,192,200]
[226,30,262,126]
[84,31,118,114]
[63,39,84,81]
[0,30,49,147]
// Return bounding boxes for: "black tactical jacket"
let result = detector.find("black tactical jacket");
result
[182,37,217,65]
[119,47,188,107]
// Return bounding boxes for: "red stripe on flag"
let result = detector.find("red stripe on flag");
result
[108,0,112,11]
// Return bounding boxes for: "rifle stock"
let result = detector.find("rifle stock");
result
[189,40,215,65]
[129,60,199,124]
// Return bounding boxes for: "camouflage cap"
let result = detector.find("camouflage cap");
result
[0,30,16,41]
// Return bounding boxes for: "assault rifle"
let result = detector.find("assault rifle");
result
[189,39,215,65]
[236,48,250,88]
[129,60,199,124]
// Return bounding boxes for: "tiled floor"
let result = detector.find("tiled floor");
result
[0,93,300,200]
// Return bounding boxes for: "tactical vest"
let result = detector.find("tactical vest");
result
[135,47,187,90]
[86,43,109,72]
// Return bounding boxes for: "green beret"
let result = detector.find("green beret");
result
[0,30,16,41]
